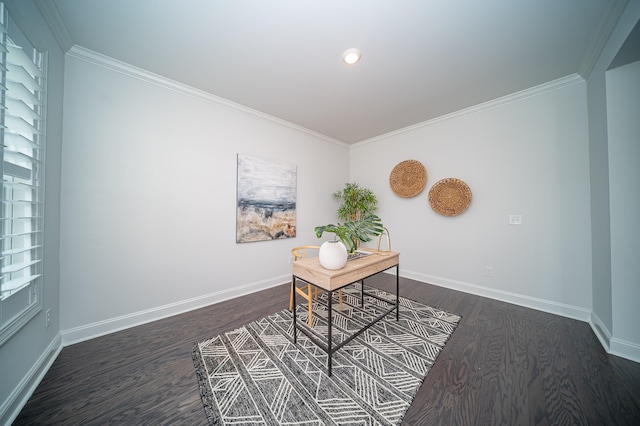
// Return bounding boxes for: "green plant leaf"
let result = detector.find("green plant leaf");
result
[315,214,384,253]
[332,182,378,221]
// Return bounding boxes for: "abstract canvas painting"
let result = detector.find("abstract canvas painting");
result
[236,154,297,243]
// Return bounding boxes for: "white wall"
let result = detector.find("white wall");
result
[59,48,349,341]
[607,60,640,357]
[0,1,64,424]
[351,78,593,319]
[587,68,614,337]
[587,1,640,362]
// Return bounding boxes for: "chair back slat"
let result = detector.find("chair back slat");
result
[291,245,320,261]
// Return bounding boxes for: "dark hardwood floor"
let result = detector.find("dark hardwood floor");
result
[14,275,640,425]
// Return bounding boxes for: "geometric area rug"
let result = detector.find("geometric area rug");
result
[192,283,461,425]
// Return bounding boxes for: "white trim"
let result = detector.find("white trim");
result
[399,268,591,322]
[65,45,348,148]
[578,0,630,78]
[589,311,612,352]
[61,275,290,346]
[33,0,74,51]
[610,337,640,364]
[352,74,585,148]
[0,333,63,426]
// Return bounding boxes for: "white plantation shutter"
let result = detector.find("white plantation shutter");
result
[0,2,47,345]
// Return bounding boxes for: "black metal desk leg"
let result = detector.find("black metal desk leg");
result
[292,276,297,343]
[327,290,333,377]
[396,265,400,321]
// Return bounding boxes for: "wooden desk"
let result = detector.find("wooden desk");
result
[291,248,400,376]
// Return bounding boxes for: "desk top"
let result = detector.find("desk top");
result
[292,248,399,291]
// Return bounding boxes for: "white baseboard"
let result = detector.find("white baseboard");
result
[61,275,290,346]
[401,270,640,364]
[592,312,640,363]
[609,338,640,364]
[589,311,612,351]
[400,269,592,321]
[1,333,63,426]
[3,276,288,425]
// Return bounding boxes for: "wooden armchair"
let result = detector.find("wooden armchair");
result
[290,246,343,327]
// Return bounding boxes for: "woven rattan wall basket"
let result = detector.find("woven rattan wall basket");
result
[389,160,427,198]
[428,178,472,216]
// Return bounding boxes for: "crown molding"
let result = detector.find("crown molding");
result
[353,74,585,148]
[66,45,348,148]
[578,0,630,79]
[34,0,73,52]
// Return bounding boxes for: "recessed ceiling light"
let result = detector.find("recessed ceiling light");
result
[342,48,361,65]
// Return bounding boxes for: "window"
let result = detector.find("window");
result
[0,3,46,345]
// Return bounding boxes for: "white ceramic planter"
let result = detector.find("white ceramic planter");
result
[318,240,348,270]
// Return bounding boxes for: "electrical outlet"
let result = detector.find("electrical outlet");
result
[45,308,52,328]
[485,266,494,277]
[509,215,522,225]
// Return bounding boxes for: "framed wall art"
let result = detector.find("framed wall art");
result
[236,154,297,243]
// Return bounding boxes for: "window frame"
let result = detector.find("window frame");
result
[0,2,47,346]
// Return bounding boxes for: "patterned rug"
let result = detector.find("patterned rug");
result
[192,283,460,425]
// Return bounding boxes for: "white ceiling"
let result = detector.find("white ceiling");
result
[40,0,629,144]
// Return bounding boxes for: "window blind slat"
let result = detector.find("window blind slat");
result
[0,274,41,299]
[7,42,44,79]
[4,150,40,168]
[4,114,41,135]
[6,98,39,121]
[2,259,40,274]
[1,230,42,238]
[2,244,41,256]
[7,63,43,93]
[3,160,31,179]
[4,131,39,150]
[6,81,42,106]
[1,181,38,190]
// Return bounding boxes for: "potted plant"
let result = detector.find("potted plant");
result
[333,182,378,221]
[314,214,384,269]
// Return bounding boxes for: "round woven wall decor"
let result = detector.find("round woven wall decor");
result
[389,160,427,198]
[428,178,472,216]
